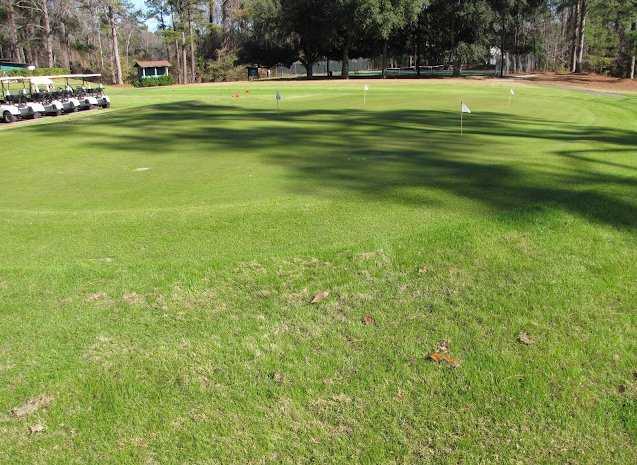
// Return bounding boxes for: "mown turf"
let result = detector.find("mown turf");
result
[0,80,636,465]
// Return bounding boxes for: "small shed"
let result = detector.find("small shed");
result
[246,66,271,80]
[134,60,172,79]
[0,60,35,73]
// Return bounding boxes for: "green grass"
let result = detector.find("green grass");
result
[1,79,636,464]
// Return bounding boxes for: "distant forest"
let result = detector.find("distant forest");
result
[1,1,635,83]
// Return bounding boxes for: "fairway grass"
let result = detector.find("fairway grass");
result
[0,80,636,464]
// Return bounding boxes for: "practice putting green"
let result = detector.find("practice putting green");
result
[0,80,636,464]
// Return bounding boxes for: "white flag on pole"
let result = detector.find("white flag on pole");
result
[363,84,369,92]
[461,102,471,113]
[510,88,515,96]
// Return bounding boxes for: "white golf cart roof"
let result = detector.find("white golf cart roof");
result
[0,74,102,82]
[30,77,54,86]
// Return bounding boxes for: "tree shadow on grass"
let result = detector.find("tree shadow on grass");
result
[29,100,637,229]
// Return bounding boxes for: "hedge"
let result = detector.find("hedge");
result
[0,67,70,77]
[133,75,174,87]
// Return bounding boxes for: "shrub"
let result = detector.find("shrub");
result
[1,67,69,77]
[199,52,245,82]
[132,75,174,87]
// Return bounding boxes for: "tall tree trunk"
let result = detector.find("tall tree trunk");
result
[182,31,188,84]
[500,16,506,77]
[341,36,350,79]
[60,22,71,70]
[630,22,636,79]
[125,29,133,73]
[415,38,420,77]
[25,23,34,65]
[302,57,314,79]
[382,41,388,78]
[108,6,123,85]
[188,9,196,82]
[570,3,580,72]
[575,0,587,73]
[96,19,104,73]
[41,0,54,67]
[4,0,20,61]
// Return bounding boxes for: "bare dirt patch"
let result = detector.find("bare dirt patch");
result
[11,395,54,418]
[510,72,637,94]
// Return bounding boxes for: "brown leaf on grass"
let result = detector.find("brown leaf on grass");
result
[86,292,107,302]
[272,372,285,384]
[310,291,329,304]
[332,394,352,403]
[517,331,535,345]
[122,292,145,306]
[429,352,460,368]
[361,314,375,325]
[28,424,45,434]
[257,289,272,299]
[418,265,429,274]
[11,395,54,418]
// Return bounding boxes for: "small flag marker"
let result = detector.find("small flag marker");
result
[460,101,471,135]
[363,84,369,105]
[275,90,282,110]
[510,88,515,96]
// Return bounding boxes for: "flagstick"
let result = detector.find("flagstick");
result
[460,101,463,136]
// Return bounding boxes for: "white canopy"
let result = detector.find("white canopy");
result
[30,77,54,86]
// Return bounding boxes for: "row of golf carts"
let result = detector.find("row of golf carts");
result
[0,74,110,123]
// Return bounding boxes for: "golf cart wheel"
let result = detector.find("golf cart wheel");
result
[101,102,111,109]
[2,111,15,124]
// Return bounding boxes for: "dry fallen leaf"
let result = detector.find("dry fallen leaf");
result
[361,314,375,325]
[86,292,107,302]
[11,395,54,418]
[517,331,535,345]
[418,265,429,274]
[272,372,285,384]
[310,291,329,304]
[28,424,45,434]
[429,352,460,368]
[122,292,144,306]
[332,394,352,403]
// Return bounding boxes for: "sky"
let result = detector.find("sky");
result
[132,0,159,31]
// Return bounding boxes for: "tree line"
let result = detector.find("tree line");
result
[1,0,635,83]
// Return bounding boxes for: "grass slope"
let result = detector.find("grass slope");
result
[0,80,636,465]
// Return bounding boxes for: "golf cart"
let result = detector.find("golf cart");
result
[50,74,110,111]
[0,99,20,123]
[29,77,63,116]
[0,77,45,120]
[0,79,21,123]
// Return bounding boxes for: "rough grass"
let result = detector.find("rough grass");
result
[0,80,636,465]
